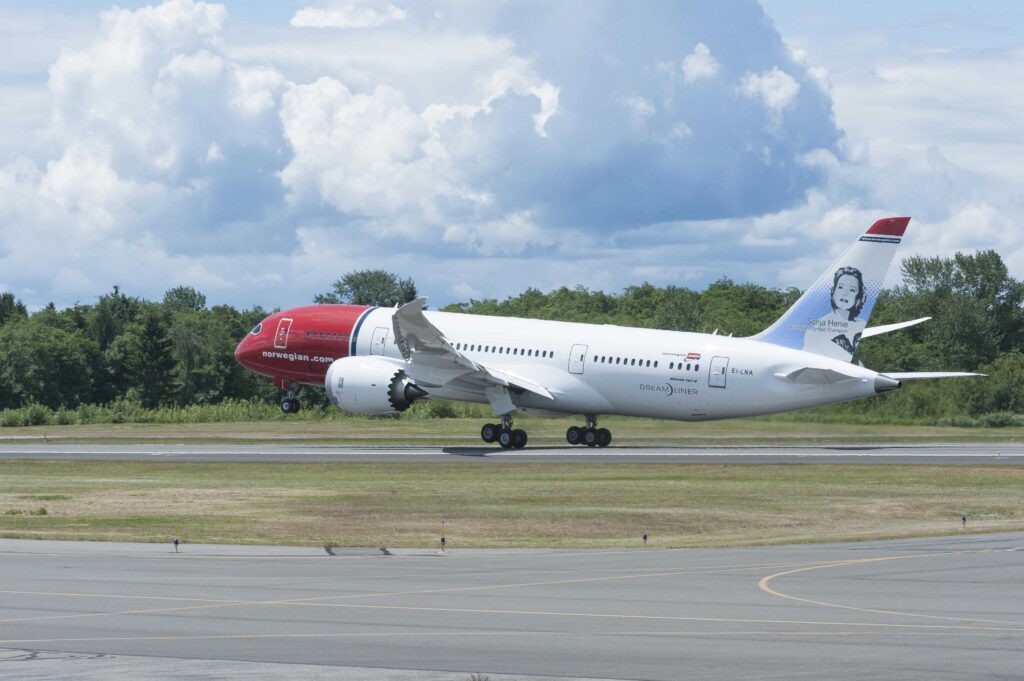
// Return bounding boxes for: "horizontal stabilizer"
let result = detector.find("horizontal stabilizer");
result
[775,367,861,384]
[861,317,931,339]
[881,371,985,381]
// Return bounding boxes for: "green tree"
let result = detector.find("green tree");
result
[163,286,207,314]
[315,270,417,307]
[106,306,175,407]
[699,278,798,337]
[0,292,28,326]
[0,317,96,408]
[89,285,142,352]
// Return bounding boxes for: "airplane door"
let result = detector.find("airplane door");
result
[274,318,292,349]
[709,356,729,388]
[569,344,588,374]
[370,327,389,356]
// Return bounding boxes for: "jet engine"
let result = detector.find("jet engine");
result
[324,356,426,415]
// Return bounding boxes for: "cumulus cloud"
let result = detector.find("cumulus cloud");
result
[682,42,719,83]
[290,1,407,29]
[740,66,801,114]
[442,211,558,256]
[1,0,851,310]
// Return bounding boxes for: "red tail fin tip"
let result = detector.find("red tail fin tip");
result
[866,217,911,237]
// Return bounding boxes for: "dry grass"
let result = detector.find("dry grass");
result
[1,460,1021,548]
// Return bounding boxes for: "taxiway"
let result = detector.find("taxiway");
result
[1,533,1022,679]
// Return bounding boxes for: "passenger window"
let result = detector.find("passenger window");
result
[670,362,674,369]
[646,360,650,367]
[695,364,700,372]
[616,357,621,365]
[631,359,636,366]
[686,363,691,371]
[654,361,658,368]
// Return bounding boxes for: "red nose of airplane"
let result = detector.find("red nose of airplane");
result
[234,320,265,370]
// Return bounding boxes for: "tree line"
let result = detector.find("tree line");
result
[0,253,1021,424]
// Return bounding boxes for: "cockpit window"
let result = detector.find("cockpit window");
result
[250,323,262,335]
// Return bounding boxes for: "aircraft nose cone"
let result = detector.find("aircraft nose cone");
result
[234,334,257,368]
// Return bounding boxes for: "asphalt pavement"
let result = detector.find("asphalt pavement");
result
[1,533,1022,680]
[0,442,1022,463]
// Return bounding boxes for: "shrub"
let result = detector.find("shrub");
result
[978,411,1022,428]
[0,410,25,427]
[25,403,52,426]
[53,408,77,425]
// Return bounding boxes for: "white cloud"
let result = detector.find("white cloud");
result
[291,1,407,29]
[442,211,557,256]
[279,77,444,219]
[682,42,719,83]
[0,0,849,310]
[740,66,801,114]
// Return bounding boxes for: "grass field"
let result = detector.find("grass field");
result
[1,460,1022,548]
[1,415,1022,445]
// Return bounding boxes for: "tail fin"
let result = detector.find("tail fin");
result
[753,217,910,362]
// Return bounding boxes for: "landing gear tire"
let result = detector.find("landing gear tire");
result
[583,428,599,447]
[511,429,528,449]
[498,429,514,449]
[596,428,612,448]
[281,398,300,414]
[481,423,499,443]
[566,426,584,446]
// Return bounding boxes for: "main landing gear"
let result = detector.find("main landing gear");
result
[480,415,527,449]
[566,416,611,448]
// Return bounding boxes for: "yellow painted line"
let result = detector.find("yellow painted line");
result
[758,548,1023,626]
[0,590,237,604]
[255,600,1024,632]
[0,558,832,624]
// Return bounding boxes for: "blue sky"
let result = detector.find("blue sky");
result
[1,0,1021,310]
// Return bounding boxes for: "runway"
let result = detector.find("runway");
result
[1,442,1023,463]
[1,533,1022,680]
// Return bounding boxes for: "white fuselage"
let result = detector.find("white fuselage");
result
[351,308,882,421]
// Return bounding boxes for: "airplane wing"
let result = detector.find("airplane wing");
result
[861,317,930,339]
[881,371,985,380]
[391,298,554,402]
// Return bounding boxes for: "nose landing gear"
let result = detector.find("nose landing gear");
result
[567,416,611,448]
[480,415,527,449]
[280,384,302,414]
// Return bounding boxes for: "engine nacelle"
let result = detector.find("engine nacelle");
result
[324,356,426,415]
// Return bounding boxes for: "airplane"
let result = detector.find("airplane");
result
[234,217,980,448]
